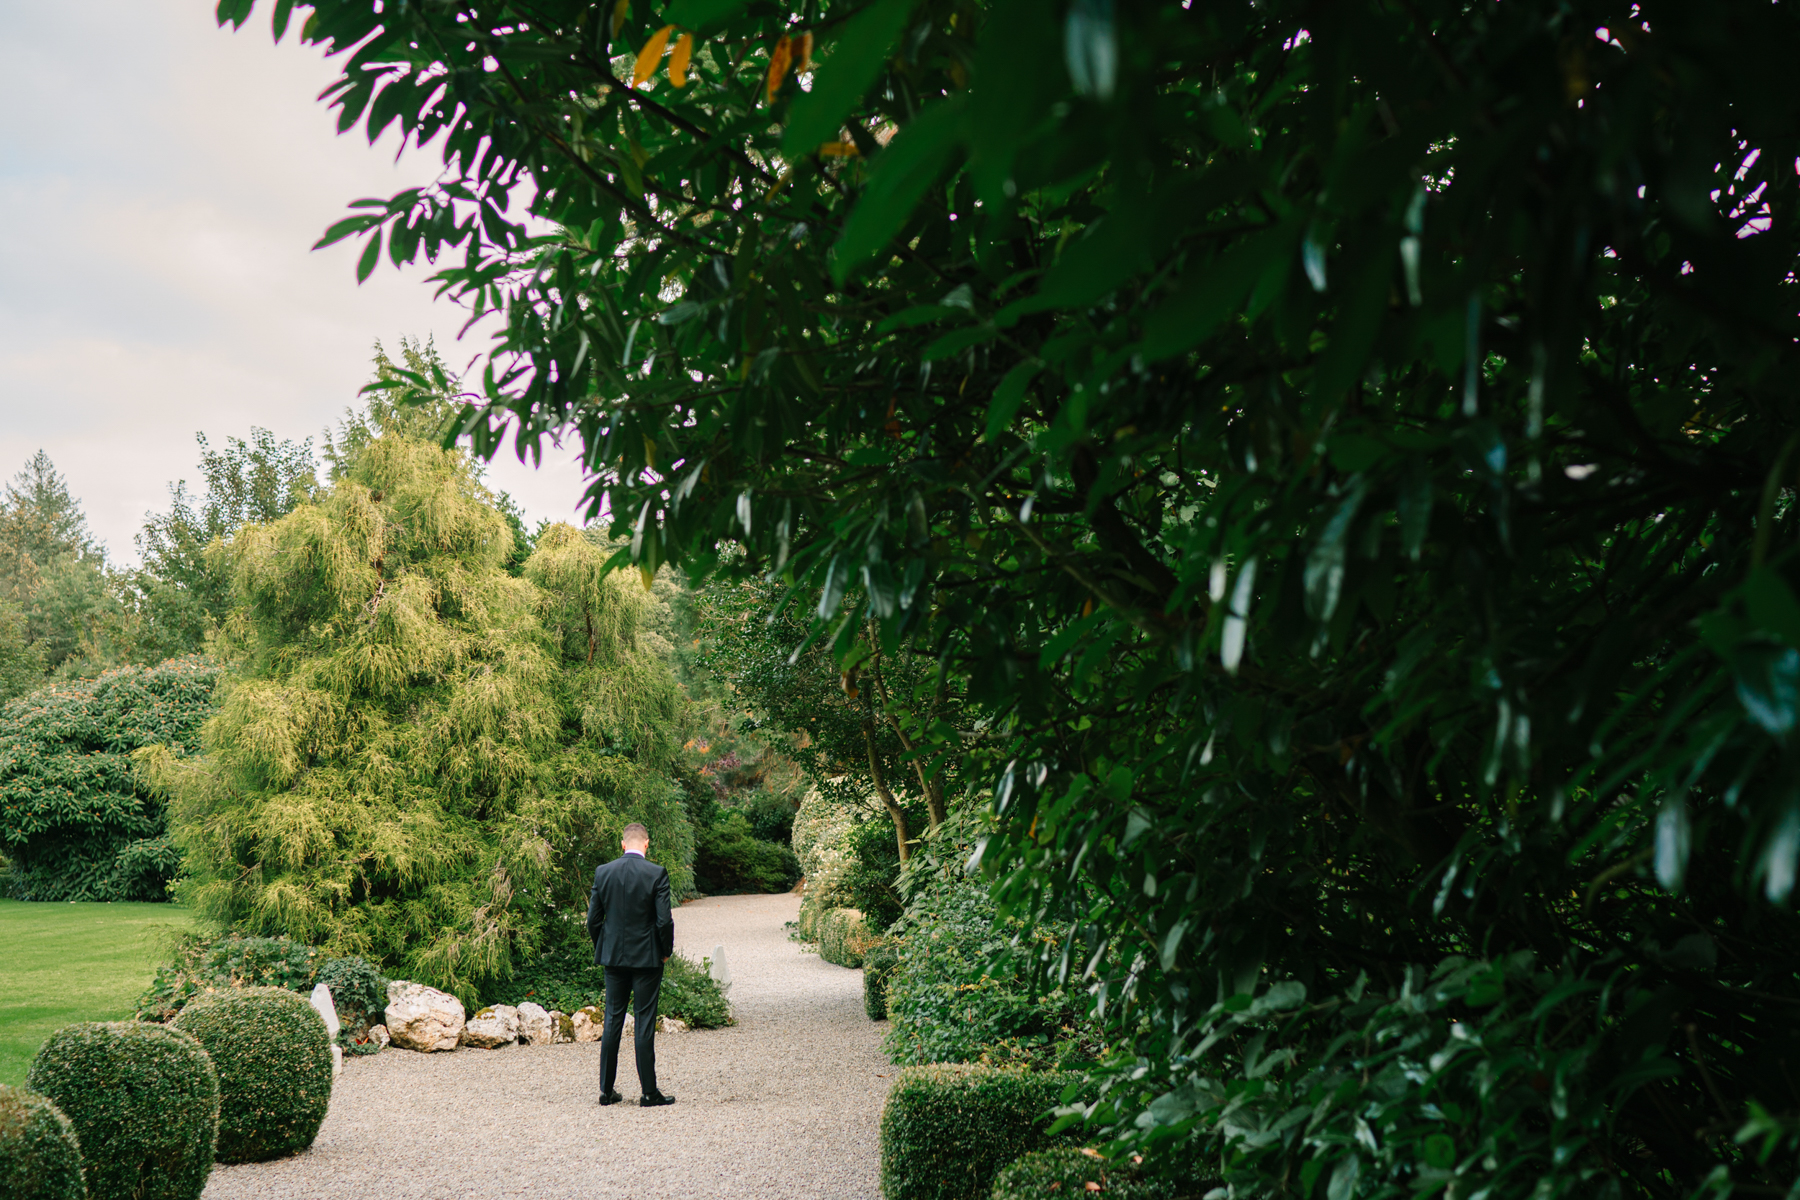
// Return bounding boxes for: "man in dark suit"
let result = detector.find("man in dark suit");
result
[586,821,676,1107]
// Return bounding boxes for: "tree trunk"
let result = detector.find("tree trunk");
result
[863,707,911,863]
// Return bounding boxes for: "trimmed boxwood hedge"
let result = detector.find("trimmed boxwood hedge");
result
[172,986,333,1163]
[989,1146,1184,1200]
[818,907,875,968]
[864,941,898,1021]
[27,1021,219,1200]
[0,1085,84,1200]
[880,1064,1079,1200]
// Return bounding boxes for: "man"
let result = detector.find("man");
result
[586,821,676,1107]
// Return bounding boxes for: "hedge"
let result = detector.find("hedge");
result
[818,907,875,968]
[27,1021,219,1200]
[864,941,899,1021]
[172,986,333,1163]
[989,1147,1184,1200]
[880,1064,1079,1200]
[0,1085,84,1200]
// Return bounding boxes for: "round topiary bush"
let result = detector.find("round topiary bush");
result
[27,1021,218,1200]
[989,1146,1181,1200]
[171,985,333,1163]
[880,1063,1081,1200]
[0,1084,84,1200]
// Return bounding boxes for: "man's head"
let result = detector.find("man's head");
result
[621,822,650,854]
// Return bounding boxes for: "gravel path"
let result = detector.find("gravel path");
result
[203,893,891,1199]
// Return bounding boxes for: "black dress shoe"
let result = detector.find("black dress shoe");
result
[598,1091,624,1106]
[640,1092,676,1107]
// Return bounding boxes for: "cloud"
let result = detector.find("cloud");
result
[0,0,591,563]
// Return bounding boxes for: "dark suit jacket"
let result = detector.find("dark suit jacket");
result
[586,851,674,968]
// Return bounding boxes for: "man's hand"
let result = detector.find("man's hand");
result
[662,956,670,963]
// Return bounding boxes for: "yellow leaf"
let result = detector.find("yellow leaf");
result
[668,32,694,87]
[638,564,655,591]
[818,140,860,157]
[633,25,674,88]
[642,434,657,470]
[765,34,791,104]
[797,31,814,72]
[611,0,629,37]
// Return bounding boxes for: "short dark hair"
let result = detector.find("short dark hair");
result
[621,823,650,844]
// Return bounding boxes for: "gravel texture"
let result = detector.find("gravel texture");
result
[201,893,891,1199]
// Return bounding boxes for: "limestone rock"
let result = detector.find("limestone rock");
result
[549,1010,575,1044]
[572,1006,603,1043]
[460,1004,522,1049]
[709,944,732,994]
[367,1024,391,1049]
[330,1044,343,1078]
[309,983,342,1041]
[517,1001,553,1046]
[657,1016,690,1033]
[384,981,466,1052]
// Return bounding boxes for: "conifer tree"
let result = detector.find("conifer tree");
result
[145,431,693,1003]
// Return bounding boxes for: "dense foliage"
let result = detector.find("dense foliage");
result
[863,940,898,1022]
[135,933,326,1022]
[234,0,1800,1191]
[989,1147,1182,1200]
[692,807,801,893]
[0,656,220,901]
[27,1022,218,1200]
[880,1064,1080,1200]
[490,911,733,1027]
[314,954,387,1051]
[171,987,334,1163]
[142,433,696,1004]
[0,1085,84,1200]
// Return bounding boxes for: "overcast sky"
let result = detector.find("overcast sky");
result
[0,0,591,565]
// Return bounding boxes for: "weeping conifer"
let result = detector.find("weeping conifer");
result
[142,433,692,1003]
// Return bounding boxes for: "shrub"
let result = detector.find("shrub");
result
[791,789,857,916]
[314,956,385,1054]
[492,916,733,1029]
[843,809,924,932]
[0,656,220,901]
[817,907,875,968]
[27,1021,218,1200]
[989,1147,1184,1200]
[0,1085,84,1200]
[661,953,734,1029]
[880,1064,1079,1200]
[864,941,899,1021]
[739,789,799,845]
[136,933,323,1022]
[172,986,332,1163]
[694,809,801,894]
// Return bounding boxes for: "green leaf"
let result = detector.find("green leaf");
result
[985,361,1040,441]
[1655,797,1691,892]
[1139,220,1300,361]
[1421,1134,1457,1170]
[781,0,914,159]
[662,0,749,28]
[1748,568,1800,647]
[831,95,967,283]
[356,232,383,283]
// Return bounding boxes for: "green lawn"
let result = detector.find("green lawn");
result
[0,899,195,1086]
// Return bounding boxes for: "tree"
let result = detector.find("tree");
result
[144,426,694,1003]
[0,657,221,901]
[0,451,119,679]
[135,428,317,659]
[0,603,43,703]
[241,0,1800,1190]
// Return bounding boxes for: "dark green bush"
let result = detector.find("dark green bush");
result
[738,789,800,845]
[172,986,332,1163]
[694,809,801,894]
[864,941,898,1021]
[136,933,323,1022]
[818,907,874,968]
[881,1064,1079,1200]
[314,956,385,1054]
[27,1021,218,1200]
[493,913,732,1028]
[661,952,735,1029]
[989,1148,1186,1200]
[0,657,220,901]
[843,808,925,932]
[0,1085,84,1200]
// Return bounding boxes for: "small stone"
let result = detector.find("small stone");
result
[517,1001,554,1046]
[384,981,466,1052]
[571,1006,603,1043]
[709,944,732,994]
[657,1016,690,1033]
[330,1044,343,1078]
[550,1011,575,1044]
[460,1003,522,1049]
[367,1024,391,1049]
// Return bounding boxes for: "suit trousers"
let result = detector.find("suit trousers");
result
[599,964,663,1097]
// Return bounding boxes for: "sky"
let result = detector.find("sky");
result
[0,0,592,565]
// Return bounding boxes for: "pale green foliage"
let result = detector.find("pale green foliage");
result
[146,428,694,1005]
